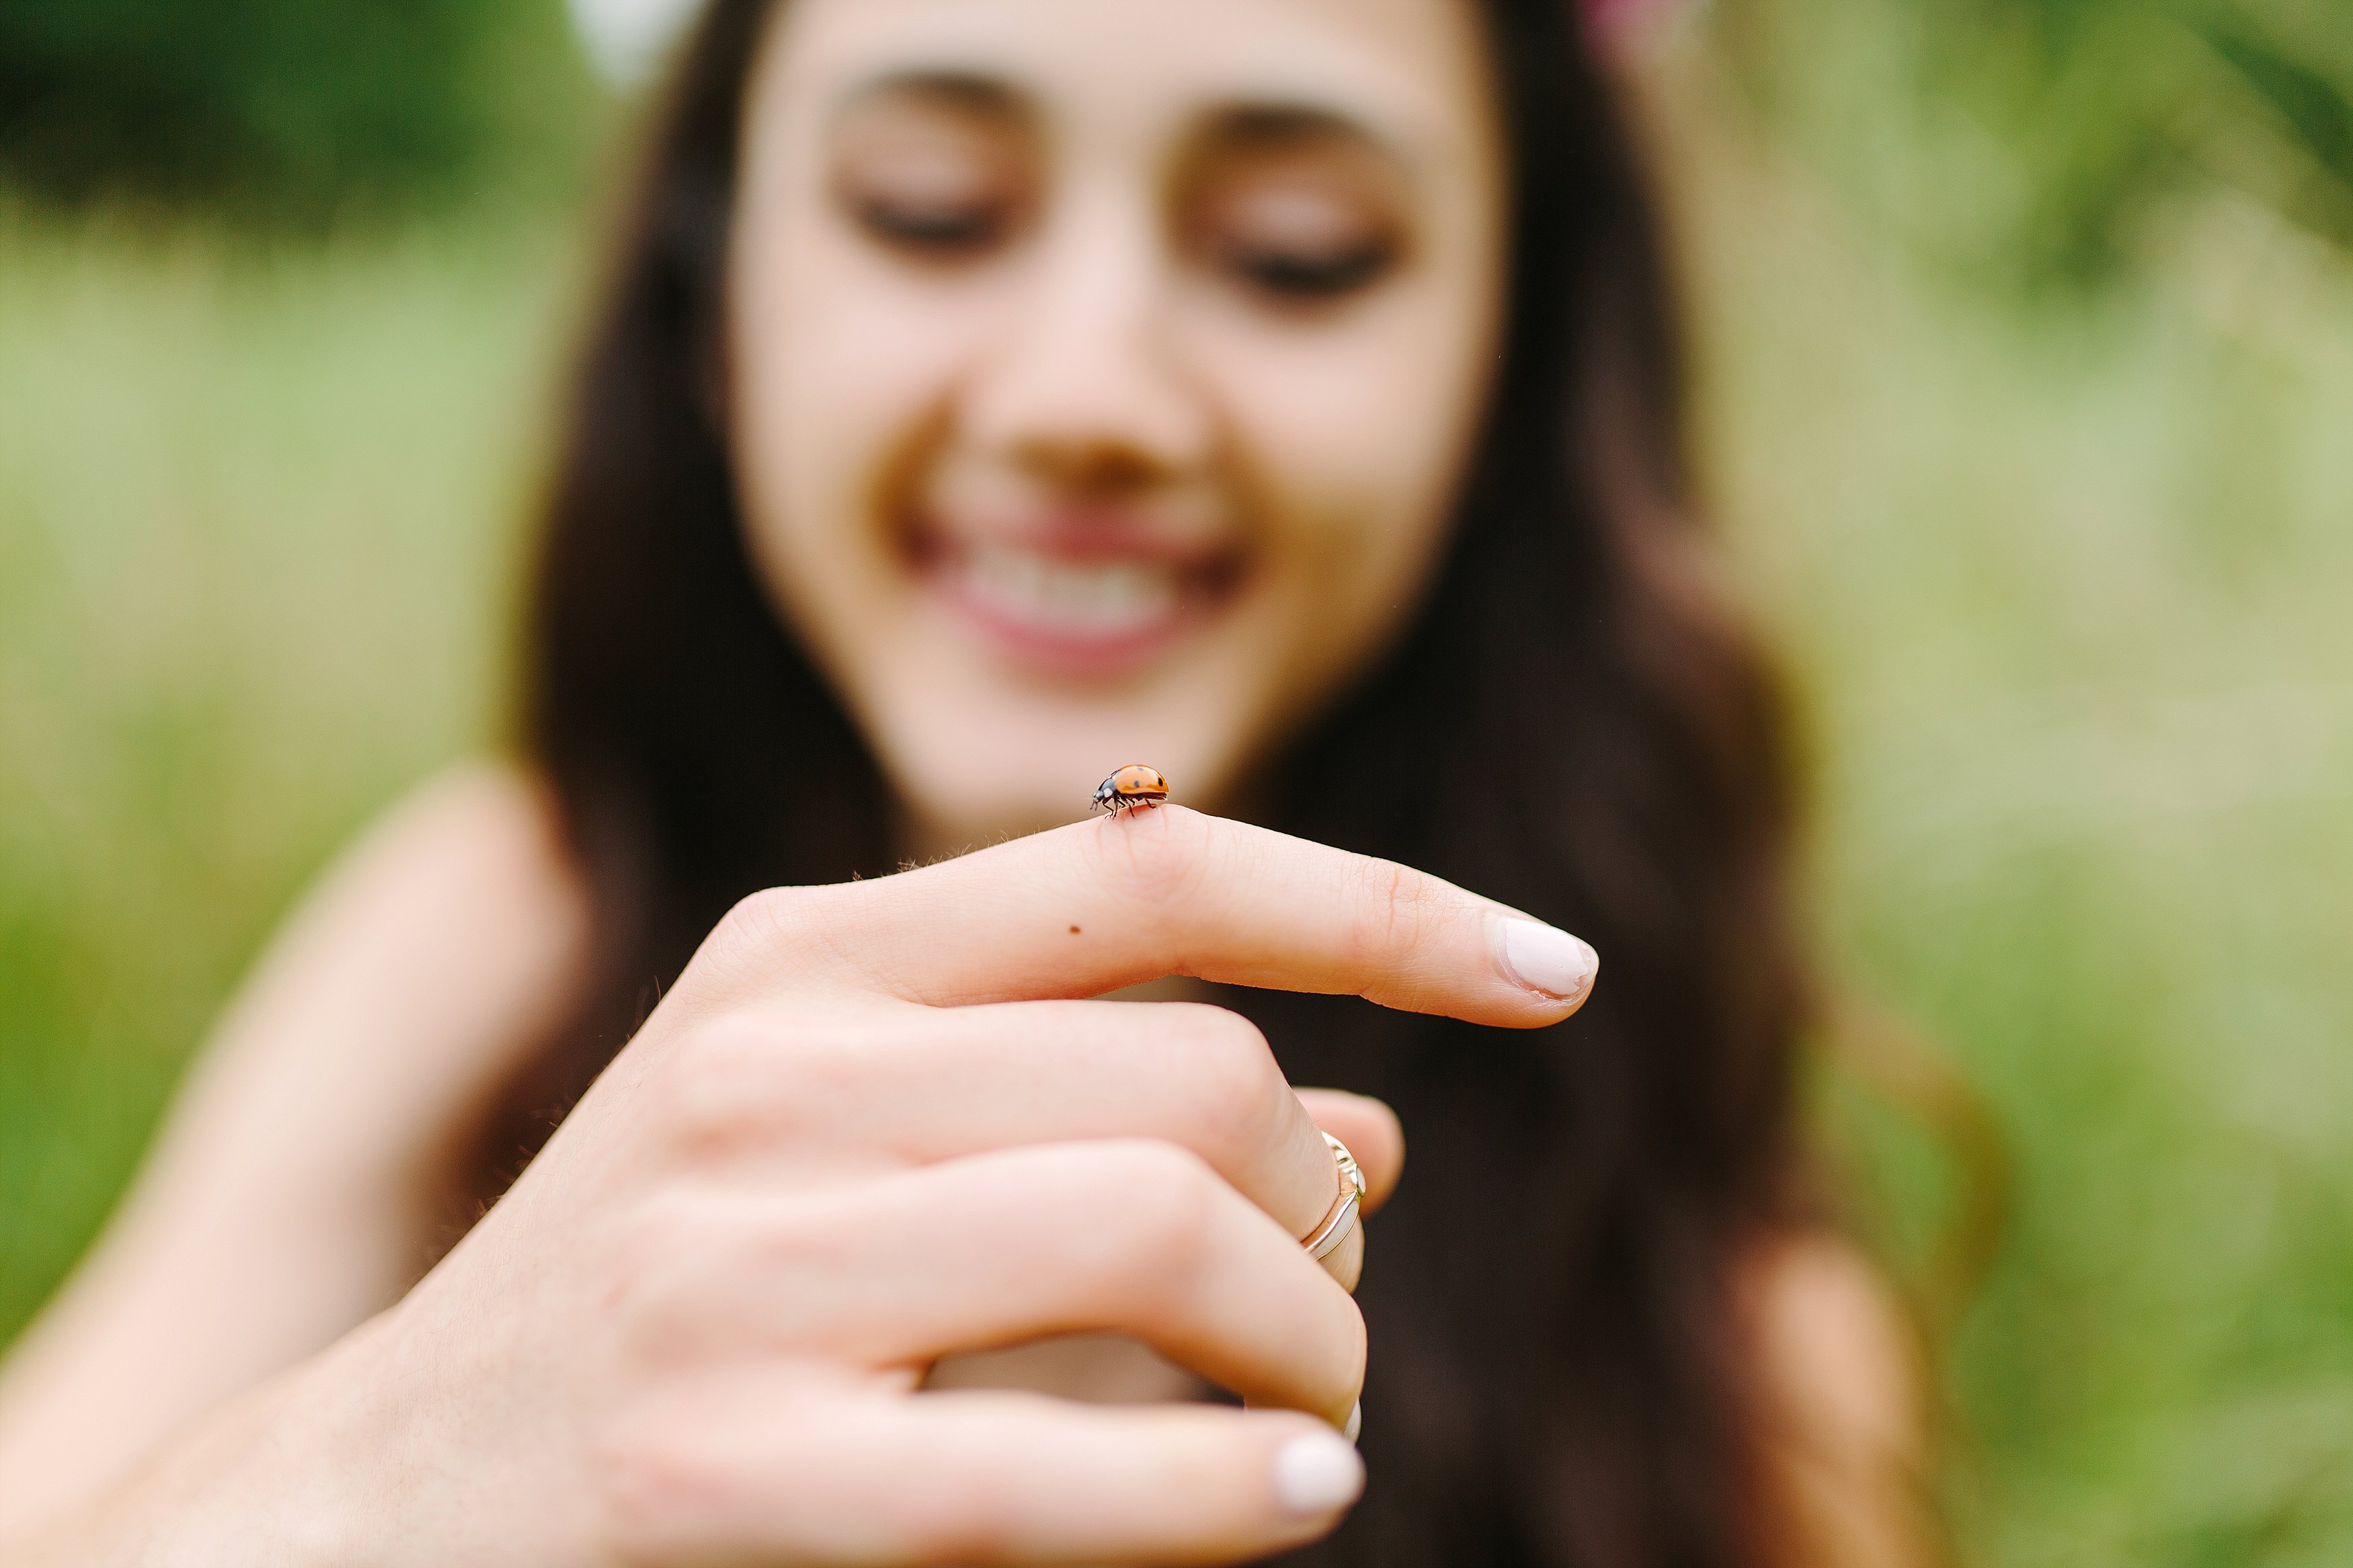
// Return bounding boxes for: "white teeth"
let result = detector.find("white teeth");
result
[955,544,1182,638]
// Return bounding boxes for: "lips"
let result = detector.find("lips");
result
[906,517,1242,675]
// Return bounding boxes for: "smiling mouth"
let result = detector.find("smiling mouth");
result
[906,524,1244,674]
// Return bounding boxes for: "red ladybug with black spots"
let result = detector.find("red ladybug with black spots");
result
[1091,764,1170,816]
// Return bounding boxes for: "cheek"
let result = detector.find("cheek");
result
[730,217,989,621]
[1195,283,1494,643]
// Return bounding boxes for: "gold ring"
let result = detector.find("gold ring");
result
[1300,1132,1367,1262]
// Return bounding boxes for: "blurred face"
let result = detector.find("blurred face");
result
[727,0,1505,848]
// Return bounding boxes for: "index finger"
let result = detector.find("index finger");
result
[705,807,1597,1028]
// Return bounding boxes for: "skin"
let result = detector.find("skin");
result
[0,0,1929,1562]
[728,0,1505,850]
[0,807,1573,1563]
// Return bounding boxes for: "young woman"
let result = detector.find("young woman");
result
[0,0,1928,1563]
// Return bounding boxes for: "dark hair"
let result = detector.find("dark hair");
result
[495,2,1812,1563]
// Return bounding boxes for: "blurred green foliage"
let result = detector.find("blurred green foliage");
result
[0,216,576,1332]
[1664,15,2353,1556]
[1722,0,2353,289]
[0,0,598,220]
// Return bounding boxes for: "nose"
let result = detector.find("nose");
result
[959,188,1213,491]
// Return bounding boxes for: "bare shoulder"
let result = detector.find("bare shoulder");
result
[238,761,587,1014]
[1747,1233,1923,1461]
[186,761,592,1174]
[1743,1232,1939,1568]
[298,761,583,947]
[340,759,573,895]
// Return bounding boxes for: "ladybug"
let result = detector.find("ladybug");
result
[1092,764,1170,816]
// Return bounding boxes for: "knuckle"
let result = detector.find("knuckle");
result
[648,1016,782,1147]
[709,883,823,964]
[757,1026,877,1131]
[1093,1141,1226,1289]
[1161,1005,1286,1169]
[588,1414,717,1551]
[594,1187,717,1331]
[1353,856,1436,963]
[598,1188,832,1361]
[651,1014,872,1155]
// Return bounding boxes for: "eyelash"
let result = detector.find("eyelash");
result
[1223,240,1396,300]
[847,189,1398,302]
[853,196,1009,255]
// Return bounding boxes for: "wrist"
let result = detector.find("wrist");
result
[5,1324,405,1568]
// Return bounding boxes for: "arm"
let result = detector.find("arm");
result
[0,765,588,1529]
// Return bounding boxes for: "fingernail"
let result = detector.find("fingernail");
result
[1495,917,1599,1001]
[1343,1401,1363,1444]
[1273,1430,1366,1516]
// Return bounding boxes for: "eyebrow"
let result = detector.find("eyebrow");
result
[1198,102,1390,155]
[832,69,1032,126]
[1182,100,1418,210]
[832,71,1408,169]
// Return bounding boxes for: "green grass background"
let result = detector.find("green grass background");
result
[0,215,571,1325]
[4,22,2352,1568]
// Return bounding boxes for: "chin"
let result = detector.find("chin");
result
[866,679,1251,854]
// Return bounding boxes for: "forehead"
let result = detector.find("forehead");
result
[760,0,1497,169]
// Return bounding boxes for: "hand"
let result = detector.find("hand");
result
[41,807,1597,1567]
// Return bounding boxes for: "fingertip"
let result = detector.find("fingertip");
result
[1272,1427,1366,1518]
[1490,915,1599,1014]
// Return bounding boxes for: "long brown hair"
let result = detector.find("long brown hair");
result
[496,2,1812,1563]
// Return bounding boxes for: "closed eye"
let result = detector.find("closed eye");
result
[1179,108,1412,311]
[1220,237,1396,299]
[829,74,1035,267]
[852,192,1012,255]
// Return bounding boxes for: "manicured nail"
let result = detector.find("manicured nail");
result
[1273,1430,1365,1516]
[1495,918,1599,1001]
[1343,1401,1363,1444]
